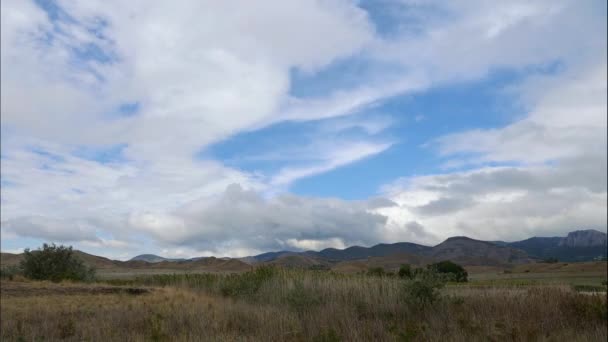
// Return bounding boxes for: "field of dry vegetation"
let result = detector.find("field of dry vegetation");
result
[1,266,607,342]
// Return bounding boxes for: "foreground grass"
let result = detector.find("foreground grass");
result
[1,269,607,341]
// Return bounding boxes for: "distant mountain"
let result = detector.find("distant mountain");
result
[506,237,564,259]
[249,230,606,266]
[500,229,607,262]
[251,238,529,266]
[332,252,434,273]
[251,251,298,263]
[267,254,330,268]
[426,236,533,266]
[560,230,607,247]
[129,254,186,263]
[2,229,605,272]
[311,242,431,261]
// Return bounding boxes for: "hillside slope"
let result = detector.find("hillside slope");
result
[425,237,533,266]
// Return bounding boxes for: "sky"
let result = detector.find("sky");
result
[1,0,606,260]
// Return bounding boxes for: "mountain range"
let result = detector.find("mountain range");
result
[497,230,607,262]
[2,229,605,272]
[129,229,606,266]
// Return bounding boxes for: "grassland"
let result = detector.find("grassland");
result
[1,264,607,341]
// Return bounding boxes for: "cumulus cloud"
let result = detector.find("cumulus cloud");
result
[380,62,607,242]
[127,184,396,256]
[2,216,100,243]
[1,0,606,258]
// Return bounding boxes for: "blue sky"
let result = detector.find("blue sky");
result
[1,0,606,259]
[209,67,530,199]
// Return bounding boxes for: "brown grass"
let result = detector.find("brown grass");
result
[1,269,607,341]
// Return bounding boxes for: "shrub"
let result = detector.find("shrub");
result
[398,264,413,279]
[542,257,559,263]
[427,261,468,282]
[403,275,444,306]
[572,284,607,293]
[0,265,23,280]
[219,266,276,298]
[367,267,385,277]
[286,281,321,313]
[308,264,331,271]
[20,243,95,282]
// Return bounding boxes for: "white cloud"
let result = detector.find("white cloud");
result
[270,140,393,187]
[379,62,607,242]
[1,0,606,257]
[127,183,397,256]
[286,237,346,251]
[435,63,607,167]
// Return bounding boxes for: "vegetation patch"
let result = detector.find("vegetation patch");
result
[19,244,96,282]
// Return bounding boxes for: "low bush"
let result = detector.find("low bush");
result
[220,266,277,298]
[427,261,468,282]
[0,265,22,280]
[367,267,385,277]
[572,284,607,293]
[20,244,95,282]
[403,271,445,306]
[286,281,322,313]
[398,264,413,279]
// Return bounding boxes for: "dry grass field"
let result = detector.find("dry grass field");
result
[1,265,607,341]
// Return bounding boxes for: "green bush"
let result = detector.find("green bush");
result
[308,264,331,271]
[427,261,468,282]
[286,281,322,312]
[20,243,95,282]
[572,284,607,293]
[398,264,413,279]
[0,265,23,280]
[403,276,444,306]
[220,266,277,298]
[367,267,385,277]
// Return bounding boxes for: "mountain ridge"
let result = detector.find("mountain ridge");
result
[2,229,605,269]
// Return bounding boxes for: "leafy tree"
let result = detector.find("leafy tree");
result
[427,260,468,282]
[20,243,95,282]
[398,264,413,279]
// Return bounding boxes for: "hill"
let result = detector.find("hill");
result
[332,252,433,273]
[426,237,533,266]
[501,229,607,262]
[0,253,23,267]
[129,254,187,263]
[311,242,431,261]
[2,229,605,274]
[266,254,330,268]
[248,229,607,265]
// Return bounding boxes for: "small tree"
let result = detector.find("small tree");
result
[20,243,95,282]
[398,264,413,279]
[427,260,468,282]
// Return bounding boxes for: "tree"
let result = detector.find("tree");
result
[427,260,468,282]
[20,243,95,282]
[398,264,413,279]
